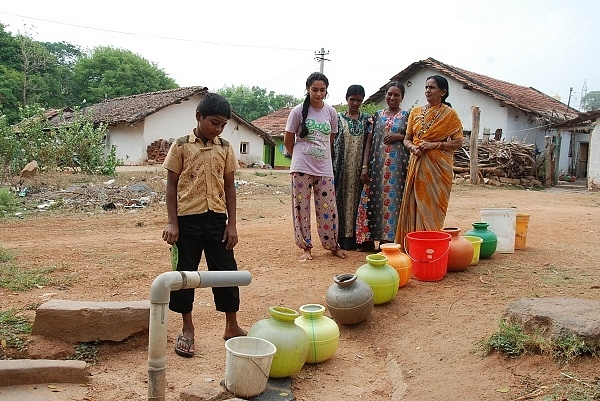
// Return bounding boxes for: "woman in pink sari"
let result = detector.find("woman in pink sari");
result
[395,75,463,250]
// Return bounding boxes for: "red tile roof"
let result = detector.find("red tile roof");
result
[365,57,579,123]
[251,106,293,138]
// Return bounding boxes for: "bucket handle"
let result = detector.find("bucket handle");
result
[250,357,270,379]
[403,236,450,264]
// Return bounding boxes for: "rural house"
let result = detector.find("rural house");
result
[251,106,293,169]
[47,87,275,166]
[552,110,600,190]
[365,57,583,182]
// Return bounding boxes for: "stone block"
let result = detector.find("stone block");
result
[0,359,87,387]
[32,299,150,342]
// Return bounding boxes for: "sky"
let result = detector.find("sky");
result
[1,0,598,109]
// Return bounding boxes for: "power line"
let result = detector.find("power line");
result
[0,11,312,52]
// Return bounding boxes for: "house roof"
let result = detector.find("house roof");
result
[365,57,579,123]
[552,110,600,130]
[46,86,275,146]
[251,106,293,138]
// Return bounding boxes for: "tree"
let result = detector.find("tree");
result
[217,85,301,121]
[71,46,178,105]
[581,91,600,111]
[14,26,56,107]
[40,41,83,107]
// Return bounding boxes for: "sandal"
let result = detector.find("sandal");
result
[174,333,194,358]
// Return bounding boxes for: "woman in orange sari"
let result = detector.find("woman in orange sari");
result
[394,75,463,250]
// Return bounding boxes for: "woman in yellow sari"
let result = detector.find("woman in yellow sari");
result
[394,75,463,250]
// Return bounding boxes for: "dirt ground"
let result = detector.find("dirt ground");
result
[0,168,599,401]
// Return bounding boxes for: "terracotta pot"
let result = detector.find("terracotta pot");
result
[442,227,474,272]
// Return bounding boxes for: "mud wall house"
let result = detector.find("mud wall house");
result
[365,57,580,178]
[47,86,275,166]
[251,106,293,170]
[552,110,600,190]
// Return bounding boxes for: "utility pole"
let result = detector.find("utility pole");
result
[314,48,330,73]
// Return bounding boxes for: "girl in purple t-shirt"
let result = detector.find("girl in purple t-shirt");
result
[284,72,346,261]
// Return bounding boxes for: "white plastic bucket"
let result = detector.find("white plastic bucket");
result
[480,208,517,253]
[224,336,277,398]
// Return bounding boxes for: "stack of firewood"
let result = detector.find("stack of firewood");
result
[453,140,537,179]
[146,139,173,164]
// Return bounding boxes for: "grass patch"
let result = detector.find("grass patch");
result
[0,263,56,291]
[69,341,100,364]
[0,187,18,217]
[0,309,32,355]
[475,320,600,362]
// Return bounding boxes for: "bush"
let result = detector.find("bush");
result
[0,107,122,176]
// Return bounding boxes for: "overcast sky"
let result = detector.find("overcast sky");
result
[1,0,598,110]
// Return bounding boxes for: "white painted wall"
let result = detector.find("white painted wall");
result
[220,124,265,166]
[588,119,600,190]
[105,94,266,165]
[107,123,145,165]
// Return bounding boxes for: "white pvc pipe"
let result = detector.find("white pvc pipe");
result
[147,270,252,401]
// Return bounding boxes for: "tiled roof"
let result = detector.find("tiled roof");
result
[81,86,209,125]
[552,110,600,129]
[46,86,275,146]
[365,57,579,123]
[251,106,293,138]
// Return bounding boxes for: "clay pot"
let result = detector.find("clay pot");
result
[325,273,374,325]
[442,227,474,272]
[295,304,339,364]
[378,243,412,287]
[247,306,309,378]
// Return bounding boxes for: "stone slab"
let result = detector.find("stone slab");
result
[0,359,88,387]
[504,297,600,342]
[32,299,150,342]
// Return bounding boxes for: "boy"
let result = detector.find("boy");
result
[162,93,246,358]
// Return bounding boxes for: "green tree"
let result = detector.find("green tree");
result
[217,85,300,121]
[71,47,178,105]
[40,41,83,107]
[581,91,600,111]
[14,28,56,108]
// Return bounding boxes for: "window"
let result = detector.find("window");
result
[239,142,249,154]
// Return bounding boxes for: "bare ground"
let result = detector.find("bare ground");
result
[0,168,599,401]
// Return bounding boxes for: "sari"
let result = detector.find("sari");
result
[394,104,463,250]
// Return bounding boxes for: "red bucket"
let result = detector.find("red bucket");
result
[405,231,451,281]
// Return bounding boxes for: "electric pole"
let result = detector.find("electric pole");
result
[314,48,330,73]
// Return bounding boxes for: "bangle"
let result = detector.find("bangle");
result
[362,165,368,169]
[437,142,442,149]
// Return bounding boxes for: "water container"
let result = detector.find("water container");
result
[480,208,517,253]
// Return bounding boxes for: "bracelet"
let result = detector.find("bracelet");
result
[361,165,368,169]
[437,142,442,149]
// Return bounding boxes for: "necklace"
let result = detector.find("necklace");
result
[418,104,444,136]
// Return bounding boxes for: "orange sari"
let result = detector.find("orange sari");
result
[394,104,463,249]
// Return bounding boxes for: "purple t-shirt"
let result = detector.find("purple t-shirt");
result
[285,103,338,177]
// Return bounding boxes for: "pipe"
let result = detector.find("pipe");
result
[147,270,252,401]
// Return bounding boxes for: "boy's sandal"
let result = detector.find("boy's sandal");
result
[174,333,194,358]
